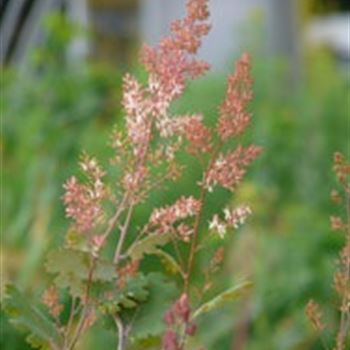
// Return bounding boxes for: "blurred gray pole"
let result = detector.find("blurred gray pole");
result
[0,0,27,65]
[11,0,58,66]
[266,0,302,87]
[139,0,184,46]
[66,0,90,63]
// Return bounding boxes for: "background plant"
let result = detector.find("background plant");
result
[306,152,350,350]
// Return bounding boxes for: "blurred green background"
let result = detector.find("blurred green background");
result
[1,1,349,349]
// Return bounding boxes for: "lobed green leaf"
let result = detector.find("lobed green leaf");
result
[127,233,172,261]
[2,284,64,349]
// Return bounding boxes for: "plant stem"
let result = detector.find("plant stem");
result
[114,315,126,350]
[185,142,223,293]
[338,193,350,345]
[64,297,77,349]
[102,194,128,242]
[185,185,207,292]
[114,204,134,264]
[67,257,97,350]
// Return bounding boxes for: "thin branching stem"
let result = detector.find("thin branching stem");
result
[114,315,126,350]
[114,204,134,264]
[102,193,129,242]
[64,296,77,349]
[67,257,97,350]
[185,142,223,293]
[338,193,350,345]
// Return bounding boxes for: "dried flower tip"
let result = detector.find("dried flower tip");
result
[42,286,63,318]
[330,216,346,232]
[333,151,350,185]
[331,190,343,204]
[340,239,350,268]
[334,152,344,164]
[305,300,325,332]
[334,271,348,297]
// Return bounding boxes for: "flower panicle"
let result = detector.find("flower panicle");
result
[217,52,253,141]
[209,205,252,238]
[63,155,106,234]
[149,196,201,237]
[204,144,262,192]
[140,0,210,99]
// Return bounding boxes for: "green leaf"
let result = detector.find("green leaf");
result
[133,335,161,349]
[99,274,149,315]
[131,273,178,341]
[2,284,64,349]
[192,280,253,319]
[94,259,117,282]
[128,233,172,261]
[154,249,182,275]
[64,229,90,252]
[45,249,116,297]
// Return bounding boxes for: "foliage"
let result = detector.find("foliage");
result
[3,284,64,350]
[192,280,253,319]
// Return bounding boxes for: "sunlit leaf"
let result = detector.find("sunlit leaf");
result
[192,280,253,319]
[99,274,149,315]
[154,249,182,275]
[45,249,116,297]
[128,233,172,261]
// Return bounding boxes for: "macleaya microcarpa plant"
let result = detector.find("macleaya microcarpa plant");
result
[4,0,261,349]
[306,152,350,350]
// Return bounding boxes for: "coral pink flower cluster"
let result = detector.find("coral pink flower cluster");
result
[149,196,201,237]
[63,157,105,233]
[205,145,261,192]
[175,114,212,156]
[122,74,151,159]
[209,205,252,238]
[217,53,253,140]
[140,0,210,99]
[162,293,197,350]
